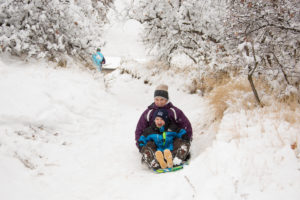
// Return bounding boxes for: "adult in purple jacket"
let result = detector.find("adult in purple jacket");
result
[135,84,192,169]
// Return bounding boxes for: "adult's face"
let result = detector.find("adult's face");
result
[154,97,168,107]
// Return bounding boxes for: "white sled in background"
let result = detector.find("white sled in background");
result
[101,56,121,73]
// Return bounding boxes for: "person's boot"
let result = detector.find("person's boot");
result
[164,149,173,168]
[173,141,191,166]
[155,151,167,169]
[175,144,189,160]
[141,147,159,169]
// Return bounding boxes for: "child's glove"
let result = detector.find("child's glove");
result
[138,135,147,148]
[178,129,186,138]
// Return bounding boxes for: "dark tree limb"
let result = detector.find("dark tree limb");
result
[247,24,300,36]
[183,51,197,64]
[248,42,263,107]
[272,52,290,85]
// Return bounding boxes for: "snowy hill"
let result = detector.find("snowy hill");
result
[1,57,300,200]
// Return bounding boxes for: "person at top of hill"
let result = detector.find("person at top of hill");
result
[138,109,187,169]
[92,48,106,72]
[135,84,192,169]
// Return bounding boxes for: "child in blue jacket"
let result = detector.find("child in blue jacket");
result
[138,109,186,169]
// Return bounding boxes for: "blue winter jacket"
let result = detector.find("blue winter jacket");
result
[92,52,105,71]
[138,122,186,151]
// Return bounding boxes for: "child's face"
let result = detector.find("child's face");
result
[155,117,165,128]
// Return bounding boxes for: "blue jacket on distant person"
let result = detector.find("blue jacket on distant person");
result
[92,48,106,71]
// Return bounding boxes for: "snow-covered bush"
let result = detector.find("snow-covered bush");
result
[226,0,300,102]
[129,0,230,67]
[129,0,300,104]
[0,0,113,63]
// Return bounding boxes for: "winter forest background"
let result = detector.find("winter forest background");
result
[1,0,300,105]
[1,0,300,199]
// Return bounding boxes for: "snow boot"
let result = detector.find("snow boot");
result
[141,146,159,169]
[172,139,191,165]
[155,151,167,169]
[164,149,173,168]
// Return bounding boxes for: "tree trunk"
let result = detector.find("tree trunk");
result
[248,74,263,107]
[248,42,263,107]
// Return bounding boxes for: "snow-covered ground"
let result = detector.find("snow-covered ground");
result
[0,57,202,199]
[1,56,300,200]
[101,0,150,70]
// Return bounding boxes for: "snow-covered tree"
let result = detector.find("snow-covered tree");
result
[226,0,300,102]
[130,0,300,104]
[0,0,113,63]
[129,0,229,67]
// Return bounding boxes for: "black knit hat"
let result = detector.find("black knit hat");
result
[154,84,169,100]
[154,109,169,123]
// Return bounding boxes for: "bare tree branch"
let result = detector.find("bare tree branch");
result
[272,52,290,84]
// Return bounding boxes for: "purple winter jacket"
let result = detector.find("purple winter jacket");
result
[135,102,192,149]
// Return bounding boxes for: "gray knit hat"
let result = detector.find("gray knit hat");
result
[154,84,169,100]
